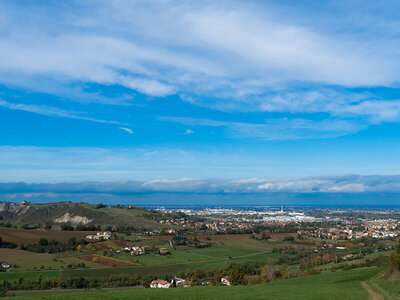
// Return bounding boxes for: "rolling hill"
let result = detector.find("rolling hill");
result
[0,201,173,229]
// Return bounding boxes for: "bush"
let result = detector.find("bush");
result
[342,264,351,271]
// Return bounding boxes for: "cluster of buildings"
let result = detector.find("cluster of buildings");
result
[86,231,112,240]
[150,276,231,288]
[116,246,169,256]
[150,277,187,288]
[298,220,400,240]
[122,246,148,256]
[263,214,322,223]
[159,217,190,227]
[155,207,342,233]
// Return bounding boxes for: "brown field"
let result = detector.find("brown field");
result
[88,242,111,251]
[0,248,52,264]
[0,228,96,246]
[111,240,128,247]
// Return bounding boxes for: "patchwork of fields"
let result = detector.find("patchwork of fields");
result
[0,233,296,283]
[0,244,283,281]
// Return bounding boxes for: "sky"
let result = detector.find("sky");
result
[2,1,400,205]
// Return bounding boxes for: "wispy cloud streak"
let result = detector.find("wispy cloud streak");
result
[0,99,119,124]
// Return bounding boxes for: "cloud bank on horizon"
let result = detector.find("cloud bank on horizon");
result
[1,1,400,188]
[2,175,400,206]
[3,175,400,194]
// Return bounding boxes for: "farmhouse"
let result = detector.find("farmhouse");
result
[159,248,170,255]
[131,246,146,256]
[221,276,231,286]
[150,279,171,288]
[1,263,10,269]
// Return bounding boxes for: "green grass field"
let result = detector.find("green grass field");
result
[11,267,383,300]
[59,247,282,280]
[211,235,307,252]
[0,270,61,282]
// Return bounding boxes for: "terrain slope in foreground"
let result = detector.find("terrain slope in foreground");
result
[13,267,394,300]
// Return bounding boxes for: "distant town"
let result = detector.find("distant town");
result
[155,206,400,239]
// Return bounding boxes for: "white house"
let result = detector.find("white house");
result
[221,276,231,286]
[1,263,10,269]
[150,279,171,288]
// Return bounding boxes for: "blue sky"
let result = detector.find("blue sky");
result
[2,1,400,203]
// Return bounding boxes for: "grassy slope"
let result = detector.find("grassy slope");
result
[12,267,382,300]
[368,272,400,298]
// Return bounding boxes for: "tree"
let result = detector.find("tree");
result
[228,265,245,285]
[212,269,223,285]
[389,241,400,270]
[39,238,49,246]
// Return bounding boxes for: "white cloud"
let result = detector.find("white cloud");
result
[1,2,400,109]
[0,99,119,124]
[161,116,366,140]
[119,127,134,134]
[184,129,194,135]
[119,76,175,97]
[1,1,400,141]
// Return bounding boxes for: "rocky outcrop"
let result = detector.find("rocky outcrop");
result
[53,212,92,225]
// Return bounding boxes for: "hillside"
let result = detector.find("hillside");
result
[10,268,391,300]
[0,202,173,229]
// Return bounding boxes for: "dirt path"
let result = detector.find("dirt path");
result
[361,282,384,300]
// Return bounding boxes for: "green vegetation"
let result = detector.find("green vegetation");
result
[10,267,382,299]
[21,238,85,253]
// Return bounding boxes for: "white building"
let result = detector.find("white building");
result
[1,263,10,269]
[171,277,186,287]
[221,276,231,286]
[150,279,171,288]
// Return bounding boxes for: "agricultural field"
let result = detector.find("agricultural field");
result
[205,234,304,251]
[78,254,137,266]
[0,235,286,281]
[0,247,112,272]
[59,245,282,280]
[11,267,385,299]
[0,228,94,246]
